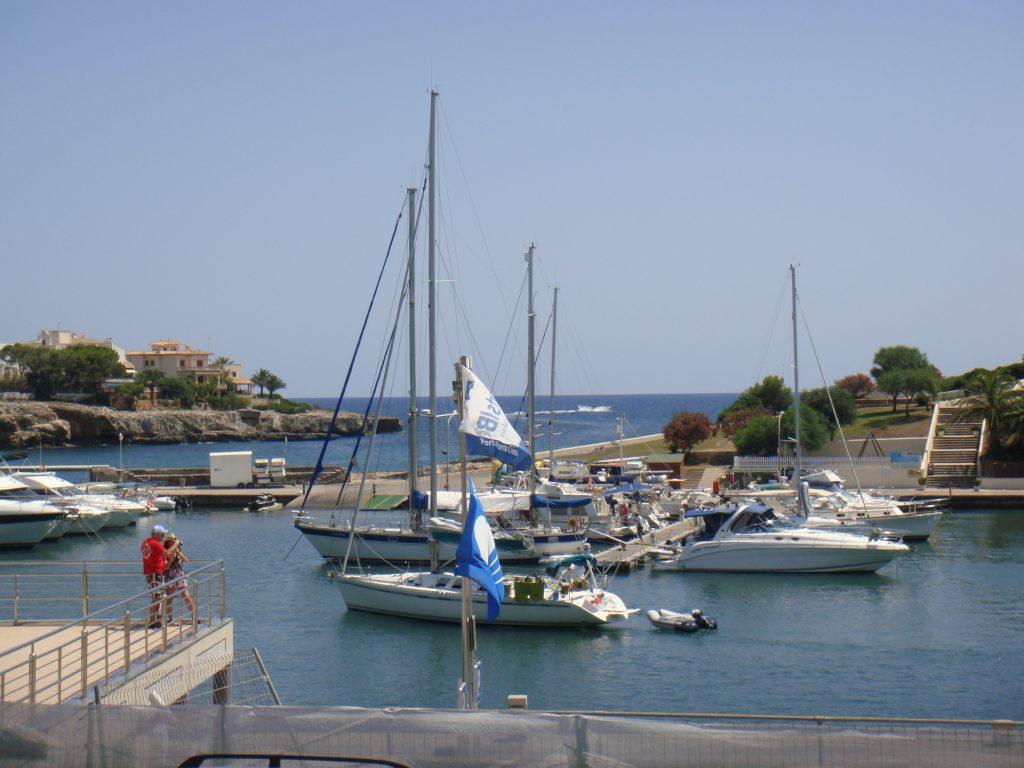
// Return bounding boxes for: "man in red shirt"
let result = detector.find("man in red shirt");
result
[142,524,168,628]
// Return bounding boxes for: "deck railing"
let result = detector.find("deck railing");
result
[0,560,225,704]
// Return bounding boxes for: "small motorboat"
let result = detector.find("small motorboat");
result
[646,608,717,633]
[245,494,283,513]
[151,496,178,510]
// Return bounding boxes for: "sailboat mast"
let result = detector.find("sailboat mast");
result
[525,244,536,500]
[548,285,558,478]
[407,186,418,516]
[790,264,803,501]
[428,89,439,524]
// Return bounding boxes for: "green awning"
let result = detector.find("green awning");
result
[359,494,408,511]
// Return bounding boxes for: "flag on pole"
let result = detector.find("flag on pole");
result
[455,479,504,622]
[458,365,531,470]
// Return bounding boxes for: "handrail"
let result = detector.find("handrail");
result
[920,402,942,476]
[0,561,224,664]
[977,418,987,478]
[546,708,1022,728]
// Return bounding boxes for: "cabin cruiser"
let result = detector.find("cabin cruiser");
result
[655,503,908,573]
[0,475,68,547]
[15,473,142,528]
[336,554,635,626]
[735,484,941,541]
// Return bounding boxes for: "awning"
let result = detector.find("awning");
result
[359,494,408,511]
[603,483,652,499]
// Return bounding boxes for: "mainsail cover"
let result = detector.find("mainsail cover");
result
[459,366,532,470]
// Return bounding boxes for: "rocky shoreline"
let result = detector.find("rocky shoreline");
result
[0,401,401,448]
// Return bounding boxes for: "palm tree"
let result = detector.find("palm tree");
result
[212,356,235,368]
[251,369,272,396]
[265,373,286,398]
[954,370,1024,457]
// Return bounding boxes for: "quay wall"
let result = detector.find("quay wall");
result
[0,401,401,449]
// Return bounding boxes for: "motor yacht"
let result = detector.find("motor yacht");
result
[656,503,908,573]
[0,475,68,547]
[15,473,143,528]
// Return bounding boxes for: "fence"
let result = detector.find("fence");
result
[0,703,1017,767]
[733,456,893,472]
[0,560,226,704]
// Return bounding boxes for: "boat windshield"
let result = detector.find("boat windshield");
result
[730,508,804,533]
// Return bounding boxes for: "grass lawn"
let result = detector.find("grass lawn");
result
[843,404,932,439]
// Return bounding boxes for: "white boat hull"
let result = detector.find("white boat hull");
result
[0,511,64,548]
[336,575,627,626]
[807,510,941,541]
[663,539,904,573]
[65,511,111,536]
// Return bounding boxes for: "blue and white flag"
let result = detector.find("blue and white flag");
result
[455,480,504,622]
[459,365,532,471]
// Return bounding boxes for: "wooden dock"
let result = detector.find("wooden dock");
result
[594,518,699,573]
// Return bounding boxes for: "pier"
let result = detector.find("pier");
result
[0,560,233,705]
[594,517,700,573]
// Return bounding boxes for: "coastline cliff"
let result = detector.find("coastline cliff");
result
[0,401,401,449]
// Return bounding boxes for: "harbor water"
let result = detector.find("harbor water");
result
[2,506,1021,719]
[23,393,736,476]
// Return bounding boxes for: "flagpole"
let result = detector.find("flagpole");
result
[455,355,477,709]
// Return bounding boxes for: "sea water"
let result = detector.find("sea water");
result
[3,507,1021,718]
[25,393,735,477]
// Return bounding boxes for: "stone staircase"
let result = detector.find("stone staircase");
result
[926,403,983,488]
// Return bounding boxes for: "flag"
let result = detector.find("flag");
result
[459,365,532,471]
[455,480,504,622]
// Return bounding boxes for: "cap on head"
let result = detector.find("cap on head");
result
[692,608,702,615]
[152,524,168,536]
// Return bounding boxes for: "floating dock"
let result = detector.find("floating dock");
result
[594,518,699,573]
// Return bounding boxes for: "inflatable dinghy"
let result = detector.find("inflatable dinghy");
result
[646,608,718,632]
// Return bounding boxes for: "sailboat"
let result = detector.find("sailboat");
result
[336,357,634,626]
[658,266,908,573]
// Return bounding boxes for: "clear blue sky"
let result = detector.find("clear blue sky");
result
[2,2,1021,397]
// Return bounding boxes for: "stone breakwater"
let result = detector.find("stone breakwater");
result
[0,402,401,448]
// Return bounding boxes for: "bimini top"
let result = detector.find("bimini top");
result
[544,553,598,578]
[604,482,652,499]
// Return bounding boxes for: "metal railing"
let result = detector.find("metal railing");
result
[921,402,942,475]
[0,560,225,704]
[733,456,892,472]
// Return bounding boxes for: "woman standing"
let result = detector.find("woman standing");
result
[163,532,197,625]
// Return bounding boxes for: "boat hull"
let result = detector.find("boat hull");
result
[0,512,64,548]
[336,576,617,626]
[665,541,903,573]
[809,510,941,541]
[300,526,541,563]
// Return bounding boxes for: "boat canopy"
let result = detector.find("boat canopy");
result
[544,553,598,577]
[603,483,652,498]
[531,495,591,509]
[411,490,465,511]
[684,507,736,519]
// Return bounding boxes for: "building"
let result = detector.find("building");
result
[22,329,135,374]
[127,341,252,394]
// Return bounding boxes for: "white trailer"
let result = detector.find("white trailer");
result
[210,451,254,488]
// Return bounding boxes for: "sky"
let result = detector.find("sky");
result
[2,2,1022,397]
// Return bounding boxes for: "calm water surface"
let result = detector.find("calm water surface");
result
[3,508,1021,718]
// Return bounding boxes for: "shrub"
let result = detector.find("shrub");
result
[835,373,875,399]
[255,398,314,415]
[662,412,713,455]
[718,407,769,437]
[732,415,781,456]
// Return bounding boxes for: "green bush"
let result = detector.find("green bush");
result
[254,397,313,415]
